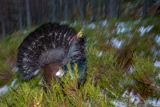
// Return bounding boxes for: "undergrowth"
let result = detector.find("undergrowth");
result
[0,16,160,106]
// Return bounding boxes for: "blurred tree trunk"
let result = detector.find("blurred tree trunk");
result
[57,0,60,21]
[77,0,87,20]
[46,0,53,22]
[91,0,98,21]
[25,0,31,28]
[148,0,153,8]
[4,0,11,34]
[60,0,64,20]
[77,0,82,19]
[84,0,88,18]
[37,0,40,23]
[64,0,69,20]
[118,0,122,18]
[100,0,109,16]
[18,0,22,30]
[1,0,13,36]
[52,0,56,22]
[105,0,109,15]
[1,16,5,40]
[40,1,44,24]
[109,0,117,19]
[0,0,5,39]
[31,0,38,24]
[100,0,104,17]
[37,0,42,23]
[52,0,60,22]
[69,0,75,20]
[143,0,148,17]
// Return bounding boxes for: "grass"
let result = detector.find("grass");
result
[0,27,36,87]
[0,16,160,106]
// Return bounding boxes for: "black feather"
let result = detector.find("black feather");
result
[17,23,86,85]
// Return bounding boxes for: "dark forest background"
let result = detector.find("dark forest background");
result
[0,0,159,40]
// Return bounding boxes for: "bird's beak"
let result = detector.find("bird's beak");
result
[77,31,83,38]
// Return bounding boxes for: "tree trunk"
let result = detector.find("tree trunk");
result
[77,0,87,20]
[25,0,31,28]
[69,0,75,20]
[109,0,117,19]
[84,0,88,19]
[64,0,69,20]
[118,0,122,18]
[57,0,60,21]
[105,0,109,15]
[100,0,109,17]
[60,0,64,20]
[18,0,22,30]
[148,0,153,8]
[52,0,56,22]
[143,0,148,17]
[91,0,98,21]
[100,0,109,16]
[100,0,104,17]
[4,0,11,34]
[1,16,5,40]
[52,0,60,22]
[40,1,44,24]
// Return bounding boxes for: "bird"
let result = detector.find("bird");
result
[16,23,86,87]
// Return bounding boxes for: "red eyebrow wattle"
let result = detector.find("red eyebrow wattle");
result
[72,35,76,40]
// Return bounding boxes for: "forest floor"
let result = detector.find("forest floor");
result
[0,16,160,106]
[0,0,160,106]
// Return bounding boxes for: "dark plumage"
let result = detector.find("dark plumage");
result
[17,23,86,86]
